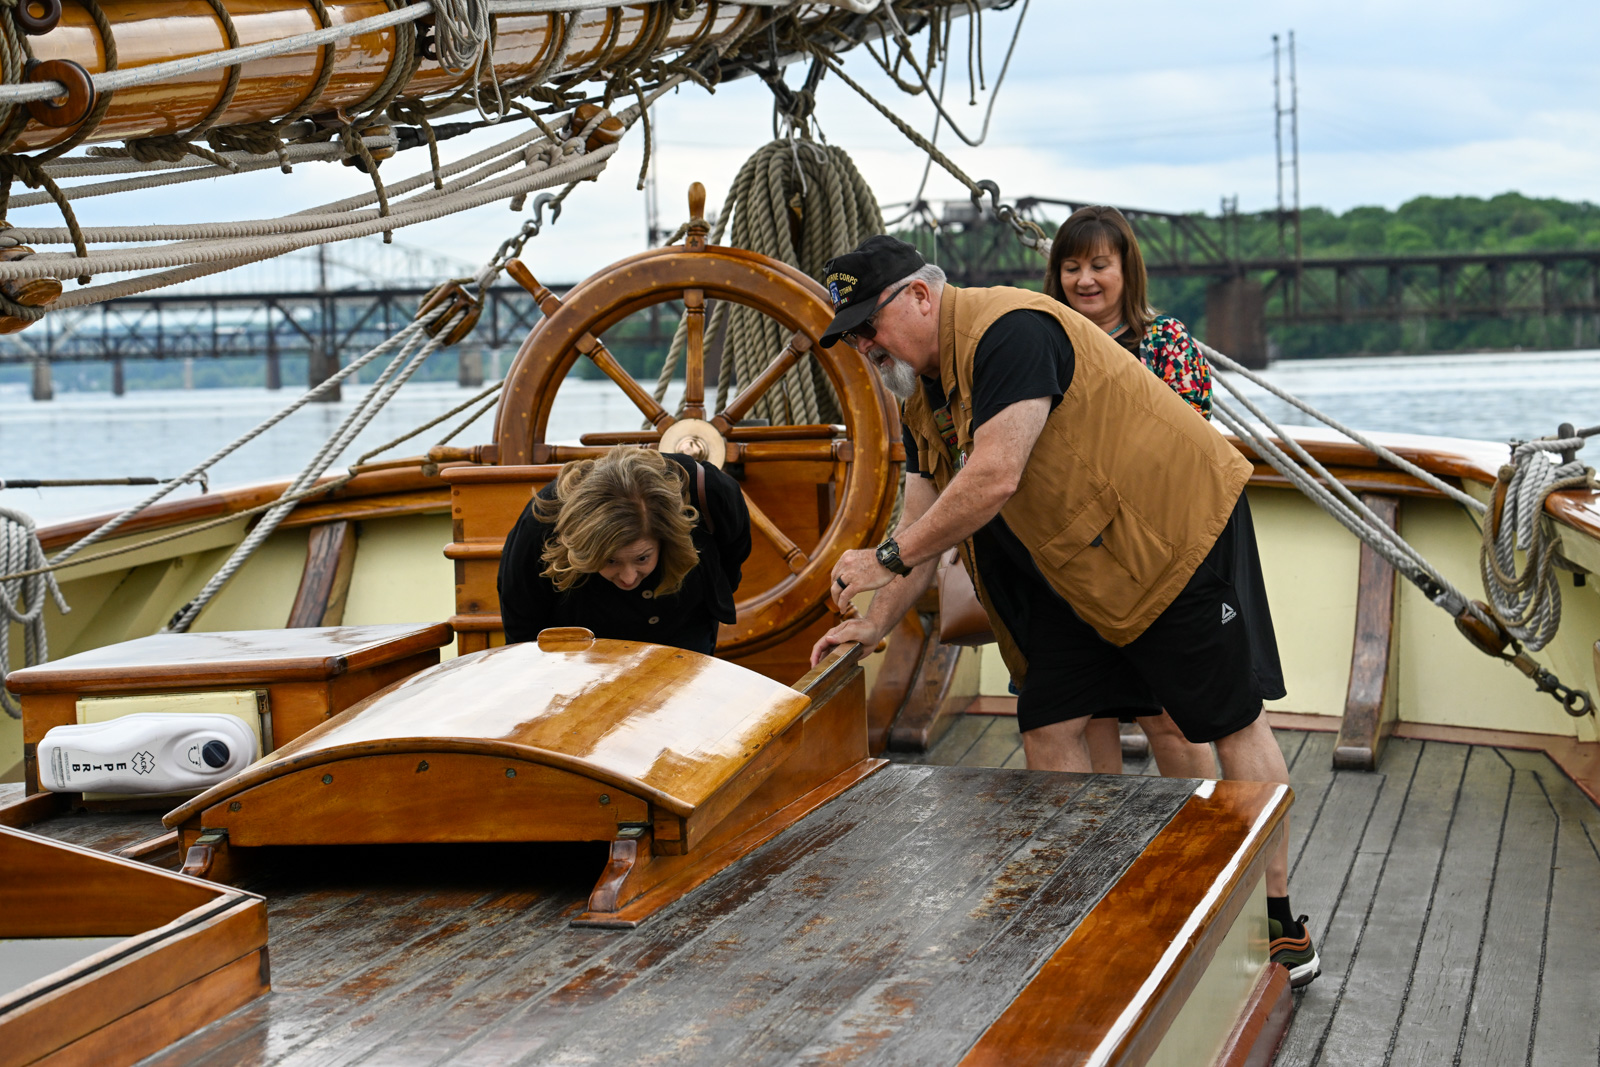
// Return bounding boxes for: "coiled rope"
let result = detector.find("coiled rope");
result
[1481,435,1597,651]
[0,508,68,718]
[651,138,883,427]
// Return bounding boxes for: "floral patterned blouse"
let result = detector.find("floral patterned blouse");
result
[1114,314,1212,420]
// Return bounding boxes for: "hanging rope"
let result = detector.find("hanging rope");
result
[0,508,68,718]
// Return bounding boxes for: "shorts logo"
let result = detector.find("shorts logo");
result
[1220,603,1237,625]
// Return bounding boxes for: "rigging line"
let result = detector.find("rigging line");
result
[1199,340,1488,514]
[874,0,1029,148]
[882,8,952,228]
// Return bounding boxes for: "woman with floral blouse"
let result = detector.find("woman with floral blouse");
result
[1043,204,1217,778]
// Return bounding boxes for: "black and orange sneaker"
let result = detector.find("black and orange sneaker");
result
[1269,914,1321,988]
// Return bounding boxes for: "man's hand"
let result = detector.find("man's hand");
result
[810,617,881,667]
[830,547,894,610]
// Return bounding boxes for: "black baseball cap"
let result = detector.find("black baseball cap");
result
[819,235,926,348]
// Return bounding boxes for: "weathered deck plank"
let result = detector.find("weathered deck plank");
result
[1313,742,1470,1067]
[1275,737,1425,1067]
[1495,751,1600,1067]
[1283,730,1338,873]
[956,715,1021,768]
[24,806,166,851]
[1384,746,1510,1067]
[1453,758,1559,1067]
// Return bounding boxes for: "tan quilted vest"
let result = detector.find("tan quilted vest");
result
[901,285,1251,679]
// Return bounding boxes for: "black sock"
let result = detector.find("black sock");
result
[1268,895,1301,937]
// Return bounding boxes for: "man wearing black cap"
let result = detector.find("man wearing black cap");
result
[808,235,1319,990]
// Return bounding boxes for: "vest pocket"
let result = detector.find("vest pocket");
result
[1037,496,1177,626]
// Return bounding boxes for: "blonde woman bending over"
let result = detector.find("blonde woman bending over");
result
[497,447,751,654]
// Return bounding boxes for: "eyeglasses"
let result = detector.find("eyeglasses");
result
[842,283,911,345]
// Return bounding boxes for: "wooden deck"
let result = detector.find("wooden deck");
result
[917,716,1600,1067]
[18,766,1219,1066]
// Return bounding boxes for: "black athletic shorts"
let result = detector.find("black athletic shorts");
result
[1014,492,1286,744]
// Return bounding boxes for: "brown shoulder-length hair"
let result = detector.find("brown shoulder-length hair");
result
[1042,205,1155,340]
[533,447,700,597]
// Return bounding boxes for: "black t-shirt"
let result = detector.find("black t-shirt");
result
[902,309,1077,654]
[496,454,752,655]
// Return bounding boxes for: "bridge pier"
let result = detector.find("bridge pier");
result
[111,355,125,396]
[30,357,51,401]
[458,349,483,388]
[309,345,341,402]
[1204,276,1269,369]
[265,344,281,390]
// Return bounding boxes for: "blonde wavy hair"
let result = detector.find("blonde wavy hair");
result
[534,447,700,596]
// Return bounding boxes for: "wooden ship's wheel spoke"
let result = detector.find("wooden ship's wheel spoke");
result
[743,490,810,575]
[494,182,902,661]
[711,332,811,435]
[681,288,707,421]
[506,259,675,432]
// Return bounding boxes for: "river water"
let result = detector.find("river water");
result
[1,349,1596,527]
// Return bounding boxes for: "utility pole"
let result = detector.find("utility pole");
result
[1272,32,1303,312]
[1289,30,1302,268]
[1272,34,1284,258]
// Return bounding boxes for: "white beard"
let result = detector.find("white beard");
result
[872,349,919,400]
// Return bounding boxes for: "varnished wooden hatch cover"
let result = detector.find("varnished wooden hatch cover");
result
[165,631,827,854]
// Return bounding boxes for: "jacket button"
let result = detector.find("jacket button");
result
[641,589,653,599]
[648,616,660,625]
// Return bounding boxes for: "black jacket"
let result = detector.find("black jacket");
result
[496,454,752,655]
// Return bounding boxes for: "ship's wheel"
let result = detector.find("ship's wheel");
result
[496,184,901,657]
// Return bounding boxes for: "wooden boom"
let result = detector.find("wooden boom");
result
[13,1,756,152]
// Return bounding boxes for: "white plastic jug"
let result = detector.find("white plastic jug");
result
[37,713,259,794]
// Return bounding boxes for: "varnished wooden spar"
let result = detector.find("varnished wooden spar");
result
[162,630,881,924]
[14,1,753,152]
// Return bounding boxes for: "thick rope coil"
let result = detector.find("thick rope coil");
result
[0,507,69,718]
[653,138,880,428]
[1481,438,1596,651]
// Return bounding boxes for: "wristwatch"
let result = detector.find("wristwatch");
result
[876,537,912,577]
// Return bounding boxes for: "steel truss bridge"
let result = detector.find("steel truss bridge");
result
[4,205,1598,388]
[925,197,1600,364]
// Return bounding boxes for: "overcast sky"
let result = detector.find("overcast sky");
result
[19,0,1600,286]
